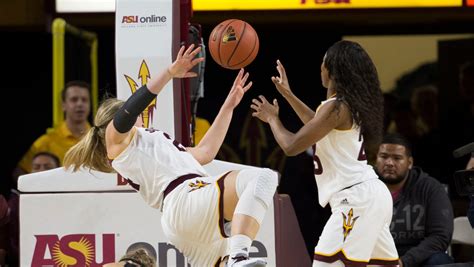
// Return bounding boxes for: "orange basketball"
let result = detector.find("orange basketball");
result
[208,19,259,70]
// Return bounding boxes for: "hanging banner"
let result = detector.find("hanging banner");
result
[115,0,175,137]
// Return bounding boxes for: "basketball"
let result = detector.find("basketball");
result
[208,19,259,70]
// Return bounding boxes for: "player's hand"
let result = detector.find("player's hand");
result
[251,96,279,123]
[168,44,204,78]
[223,69,253,110]
[271,60,293,98]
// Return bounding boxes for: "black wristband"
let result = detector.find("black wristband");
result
[113,85,156,133]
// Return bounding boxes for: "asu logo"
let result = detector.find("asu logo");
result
[222,26,237,43]
[31,234,115,267]
[342,208,359,241]
[124,60,156,128]
[122,16,139,23]
[188,180,211,192]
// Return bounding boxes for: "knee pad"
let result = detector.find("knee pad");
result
[236,168,278,208]
[254,168,278,208]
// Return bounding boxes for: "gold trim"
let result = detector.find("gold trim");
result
[315,249,399,263]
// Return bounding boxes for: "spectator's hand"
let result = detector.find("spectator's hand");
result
[168,44,204,78]
[399,259,403,267]
[271,60,293,98]
[251,96,279,123]
[222,69,253,110]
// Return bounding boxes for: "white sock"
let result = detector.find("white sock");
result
[229,234,252,259]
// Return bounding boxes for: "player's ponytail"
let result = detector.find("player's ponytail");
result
[64,98,124,172]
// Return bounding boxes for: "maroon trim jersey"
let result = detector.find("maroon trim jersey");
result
[313,98,378,207]
[112,127,209,209]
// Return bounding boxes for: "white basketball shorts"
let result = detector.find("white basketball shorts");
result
[161,172,231,267]
[314,178,399,266]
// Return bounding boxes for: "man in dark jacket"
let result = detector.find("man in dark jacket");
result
[375,133,454,267]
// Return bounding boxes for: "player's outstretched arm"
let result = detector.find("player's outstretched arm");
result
[106,45,204,158]
[188,69,252,165]
[272,59,315,123]
[252,96,342,156]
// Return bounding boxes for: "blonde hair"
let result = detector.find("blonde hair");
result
[64,98,124,172]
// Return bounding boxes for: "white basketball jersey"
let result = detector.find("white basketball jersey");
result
[112,127,209,209]
[313,98,378,207]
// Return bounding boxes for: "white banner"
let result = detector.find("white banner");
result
[115,0,175,137]
[19,160,276,266]
[21,192,275,266]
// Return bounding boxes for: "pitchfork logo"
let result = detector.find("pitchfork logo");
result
[342,208,359,241]
[124,60,156,128]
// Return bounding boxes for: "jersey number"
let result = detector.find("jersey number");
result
[312,134,366,175]
[357,132,367,161]
[162,132,186,152]
[146,128,186,152]
[312,144,323,175]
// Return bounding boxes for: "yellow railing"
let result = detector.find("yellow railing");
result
[52,18,98,127]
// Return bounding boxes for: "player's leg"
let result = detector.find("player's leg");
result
[222,168,278,266]
[368,223,399,267]
[369,182,399,267]
[314,179,390,267]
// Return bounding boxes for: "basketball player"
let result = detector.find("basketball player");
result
[64,45,277,267]
[251,40,399,267]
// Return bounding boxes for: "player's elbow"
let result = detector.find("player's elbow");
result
[200,154,214,165]
[281,145,299,156]
[198,147,215,165]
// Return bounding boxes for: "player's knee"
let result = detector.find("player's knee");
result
[253,168,278,208]
[235,168,278,207]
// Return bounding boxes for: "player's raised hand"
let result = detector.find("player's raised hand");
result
[251,95,279,123]
[168,44,204,78]
[223,68,253,110]
[271,60,293,98]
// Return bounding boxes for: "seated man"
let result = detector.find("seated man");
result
[375,133,454,267]
[17,80,91,174]
[8,151,61,266]
[31,152,60,173]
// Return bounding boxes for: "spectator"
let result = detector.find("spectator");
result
[8,151,61,266]
[16,80,91,174]
[375,133,454,267]
[31,152,60,173]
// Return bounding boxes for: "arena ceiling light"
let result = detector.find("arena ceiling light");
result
[56,0,115,13]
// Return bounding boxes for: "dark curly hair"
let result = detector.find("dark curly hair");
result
[324,40,384,149]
